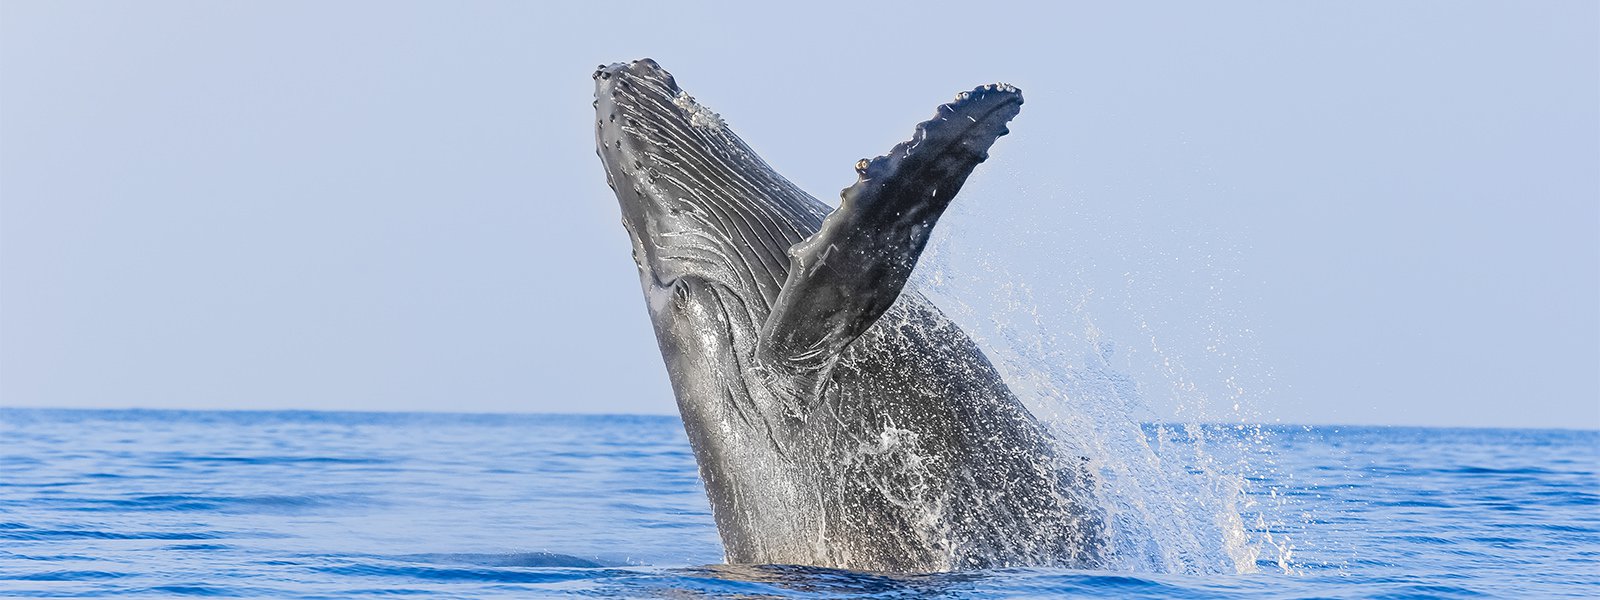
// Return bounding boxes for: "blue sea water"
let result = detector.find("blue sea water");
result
[0,408,1595,598]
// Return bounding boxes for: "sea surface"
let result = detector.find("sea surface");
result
[0,409,1595,598]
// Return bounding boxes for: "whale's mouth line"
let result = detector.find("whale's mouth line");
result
[595,58,826,306]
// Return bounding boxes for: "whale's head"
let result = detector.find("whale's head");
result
[593,59,824,309]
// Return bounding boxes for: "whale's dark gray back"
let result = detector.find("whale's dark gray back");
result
[594,59,1102,572]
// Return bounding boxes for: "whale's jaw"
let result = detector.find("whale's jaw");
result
[593,59,825,310]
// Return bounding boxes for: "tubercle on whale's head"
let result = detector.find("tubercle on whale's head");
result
[593,58,796,307]
[592,58,677,93]
[593,59,703,288]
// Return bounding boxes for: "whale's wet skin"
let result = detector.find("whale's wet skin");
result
[594,58,1101,572]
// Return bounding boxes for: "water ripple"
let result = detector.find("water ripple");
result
[0,409,1594,598]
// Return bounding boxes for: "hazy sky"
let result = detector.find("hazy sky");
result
[2,1,1595,428]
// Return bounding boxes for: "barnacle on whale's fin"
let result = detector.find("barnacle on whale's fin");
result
[759,84,1023,368]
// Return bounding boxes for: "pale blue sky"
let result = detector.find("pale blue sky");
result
[2,1,1595,428]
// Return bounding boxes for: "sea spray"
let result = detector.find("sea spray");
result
[911,181,1300,575]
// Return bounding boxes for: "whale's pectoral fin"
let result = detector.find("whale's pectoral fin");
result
[758,84,1023,369]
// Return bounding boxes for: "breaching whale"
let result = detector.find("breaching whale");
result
[593,58,1102,572]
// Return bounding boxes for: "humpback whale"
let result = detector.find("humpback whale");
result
[593,58,1102,572]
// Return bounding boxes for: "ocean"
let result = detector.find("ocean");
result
[0,408,1595,598]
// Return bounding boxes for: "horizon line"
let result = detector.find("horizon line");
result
[1,404,1595,433]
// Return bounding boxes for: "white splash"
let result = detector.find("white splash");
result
[674,91,726,130]
[910,180,1301,576]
